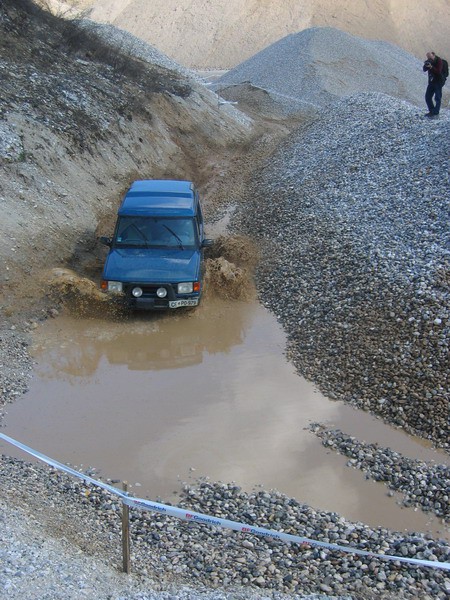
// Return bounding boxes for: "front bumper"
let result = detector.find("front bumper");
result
[122,282,200,310]
[131,296,199,310]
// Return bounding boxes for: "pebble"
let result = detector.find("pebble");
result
[311,424,450,520]
[0,330,33,419]
[1,458,449,599]
[234,93,449,450]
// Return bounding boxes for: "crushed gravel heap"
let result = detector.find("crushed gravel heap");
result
[79,19,196,79]
[1,455,449,600]
[234,92,450,449]
[213,27,427,115]
[2,504,346,600]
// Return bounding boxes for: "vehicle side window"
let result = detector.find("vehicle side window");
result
[196,194,204,225]
[196,194,204,238]
[192,215,199,237]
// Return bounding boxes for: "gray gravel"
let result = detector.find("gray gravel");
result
[2,502,344,600]
[2,455,450,600]
[213,27,427,114]
[311,424,450,520]
[234,92,449,449]
[79,20,196,80]
[1,5,450,598]
[0,330,33,418]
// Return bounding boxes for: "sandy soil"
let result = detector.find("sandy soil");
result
[86,0,450,68]
[0,1,278,322]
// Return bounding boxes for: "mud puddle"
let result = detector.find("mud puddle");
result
[2,296,449,541]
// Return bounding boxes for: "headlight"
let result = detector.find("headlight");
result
[107,281,123,293]
[177,282,193,294]
[156,287,167,298]
[132,287,143,298]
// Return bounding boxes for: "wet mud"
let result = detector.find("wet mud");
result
[44,234,258,313]
[203,234,259,301]
[2,234,449,542]
[3,297,449,542]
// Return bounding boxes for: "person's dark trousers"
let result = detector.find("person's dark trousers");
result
[425,81,443,115]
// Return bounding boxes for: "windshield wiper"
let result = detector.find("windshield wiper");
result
[120,223,150,247]
[163,224,184,249]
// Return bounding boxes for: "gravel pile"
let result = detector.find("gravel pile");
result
[2,504,341,600]
[234,92,450,448]
[79,20,196,80]
[1,455,449,600]
[2,500,340,600]
[213,28,426,114]
[311,424,450,520]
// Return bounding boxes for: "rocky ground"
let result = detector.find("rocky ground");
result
[1,2,450,600]
[311,425,449,521]
[1,455,450,600]
[234,93,449,450]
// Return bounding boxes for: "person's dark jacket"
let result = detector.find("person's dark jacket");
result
[423,56,443,85]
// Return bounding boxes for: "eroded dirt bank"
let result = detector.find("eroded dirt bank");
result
[0,0,258,316]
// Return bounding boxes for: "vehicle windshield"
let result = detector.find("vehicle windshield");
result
[114,217,197,249]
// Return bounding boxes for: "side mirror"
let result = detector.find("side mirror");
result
[99,236,112,247]
[202,238,214,248]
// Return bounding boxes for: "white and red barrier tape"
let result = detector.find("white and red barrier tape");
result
[1,432,449,571]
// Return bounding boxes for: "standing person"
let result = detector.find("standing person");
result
[423,51,444,118]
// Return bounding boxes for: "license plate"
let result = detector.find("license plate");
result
[169,299,199,308]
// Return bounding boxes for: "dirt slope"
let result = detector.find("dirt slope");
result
[0,0,256,317]
[87,0,450,68]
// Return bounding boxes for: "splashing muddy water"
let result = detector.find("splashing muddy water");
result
[2,292,449,541]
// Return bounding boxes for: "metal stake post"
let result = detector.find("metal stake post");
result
[122,481,131,573]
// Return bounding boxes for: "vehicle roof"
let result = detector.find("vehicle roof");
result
[118,180,197,217]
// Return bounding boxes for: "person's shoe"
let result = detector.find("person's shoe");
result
[424,112,437,118]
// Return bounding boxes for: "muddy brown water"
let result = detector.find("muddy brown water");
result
[2,296,449,541]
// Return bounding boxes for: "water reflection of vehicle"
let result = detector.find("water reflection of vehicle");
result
[33,299,253,379]
[107,331,203,370]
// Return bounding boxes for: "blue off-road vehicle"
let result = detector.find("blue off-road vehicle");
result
[100,180,213,309]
